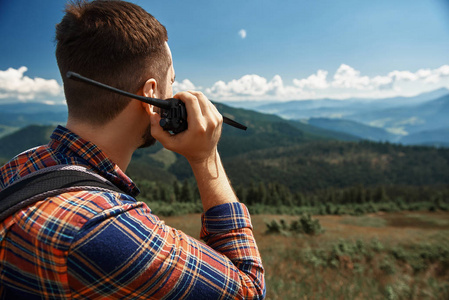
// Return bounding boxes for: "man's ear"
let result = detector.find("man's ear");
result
[142,78,158,98]
[142,78,158,114]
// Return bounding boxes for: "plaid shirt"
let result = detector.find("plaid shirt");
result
[0,125,265,299]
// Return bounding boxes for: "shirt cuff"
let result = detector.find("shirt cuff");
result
[200,202,253,240]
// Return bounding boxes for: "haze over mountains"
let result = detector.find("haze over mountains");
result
[226,88,449,147]
[0,87,448,147]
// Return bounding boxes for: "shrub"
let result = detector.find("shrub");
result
[379,259,396,275]
[298,214,324,235]
[265,214,324,236]
[265,219,289,236]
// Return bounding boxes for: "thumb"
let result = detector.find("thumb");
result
[149,109,173,147]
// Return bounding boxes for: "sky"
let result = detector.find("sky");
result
[0,0,448,104]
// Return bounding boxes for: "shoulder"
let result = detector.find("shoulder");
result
[0,144,81,189]
[1,145,46,188]
[11,189,147,249]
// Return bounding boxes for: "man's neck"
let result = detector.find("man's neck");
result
[66,119,137,172]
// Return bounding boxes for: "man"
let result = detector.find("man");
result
[0,1,265,299]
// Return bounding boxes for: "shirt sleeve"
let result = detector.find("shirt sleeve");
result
[67,201,265,300]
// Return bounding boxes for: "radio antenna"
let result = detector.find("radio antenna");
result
[66,71,247,131]
[66,71,170,109]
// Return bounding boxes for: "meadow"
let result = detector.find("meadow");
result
[161,210,449,300]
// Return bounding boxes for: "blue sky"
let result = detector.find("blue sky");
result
[0,0,448,104]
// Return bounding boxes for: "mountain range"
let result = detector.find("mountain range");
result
[226,88,449,147]
[1,101,448,194]
[1,88,448,146]
[0,102,67,138]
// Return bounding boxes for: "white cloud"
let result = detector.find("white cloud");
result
[172,79,199,94]
[167,63,448,101]
[332,64,449,93]
[0,66,63,102]
[206,75,268,99]
[200,64,449,101]
[5,64,449,104]
[332,64,371,89]
[388,70,417,81]
[205,74,311,100]
[293,70,329,89]
[238,29,247,39]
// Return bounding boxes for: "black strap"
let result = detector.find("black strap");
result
[0,169,125,223]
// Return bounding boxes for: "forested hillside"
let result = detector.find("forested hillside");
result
[1,103,448,215]
[0,125,55,159]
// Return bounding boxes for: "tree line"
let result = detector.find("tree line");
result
[134,178,449,216]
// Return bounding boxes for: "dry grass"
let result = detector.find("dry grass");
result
[162,211,449,299]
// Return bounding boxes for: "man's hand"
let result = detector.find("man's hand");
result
[149,91,238,211]
[149,91,223,165]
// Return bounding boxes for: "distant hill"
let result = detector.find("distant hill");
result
[215,103,359,157]
[0,125,18,139]
[0,102,68,114]
[224,88,449,146]
[223,140,449,193]
[307,118,395,142]
[0,125,54,159]
[0,111,67,128]
[0,102,67,138]
[348,94,449,132]
[400,127,449,147]
[238,88,449,119]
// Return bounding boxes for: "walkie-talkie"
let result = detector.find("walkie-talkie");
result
[66,72,247,134]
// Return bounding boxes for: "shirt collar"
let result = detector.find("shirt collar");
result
[49,125,140,197]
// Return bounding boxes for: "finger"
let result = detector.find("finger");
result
[209,101,223,124]
[187,91,210,116]
[203,96,222,128]
[149,108,175,147]
[187,91,222,127]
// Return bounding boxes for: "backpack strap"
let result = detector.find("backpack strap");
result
[0,165,125,223]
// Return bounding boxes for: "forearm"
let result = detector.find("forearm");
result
[200,202,266,299]
[190,149,238,212]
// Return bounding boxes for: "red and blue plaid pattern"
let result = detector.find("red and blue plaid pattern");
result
[0,126,265,299]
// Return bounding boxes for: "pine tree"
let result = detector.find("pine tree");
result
[374,186,389,202]
[159,185,168,202]
[366,187,374,203]
[152,186,159,201]
[236,186,246,203]
[173,181,181,203]
[294,192,305,207]
[355,185,366,204]
[258,182,268,205]
[267,183,281,206]
[246,182,258,205]
[180,179,193,203]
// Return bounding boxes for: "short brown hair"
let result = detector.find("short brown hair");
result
[56,0,169,124]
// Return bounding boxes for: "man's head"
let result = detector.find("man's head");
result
[56,0,171,126]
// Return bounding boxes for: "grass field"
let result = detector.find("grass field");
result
[161,210,449,300]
